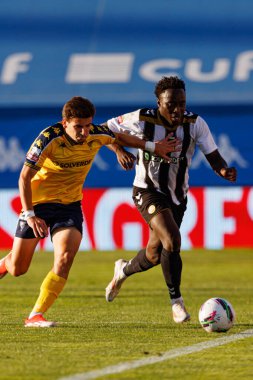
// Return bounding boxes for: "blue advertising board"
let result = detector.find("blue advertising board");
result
[0,105,252,188]
[0,1,252,188]
[0,0,252,106]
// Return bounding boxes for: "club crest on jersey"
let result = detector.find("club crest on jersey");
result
[148,204,156,214]
[27,146,41,162]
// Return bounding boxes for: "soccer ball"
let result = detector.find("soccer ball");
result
[198,297,235,333]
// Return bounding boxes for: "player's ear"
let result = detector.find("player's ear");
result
[62,119,67,128]
[157,99,160,106]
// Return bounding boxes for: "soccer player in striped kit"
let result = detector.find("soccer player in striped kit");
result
[105,76,237,323]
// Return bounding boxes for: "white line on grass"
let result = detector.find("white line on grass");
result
[59,329,253,380]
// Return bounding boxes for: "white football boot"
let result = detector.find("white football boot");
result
[105,259,128,302]
[171,297,191,323]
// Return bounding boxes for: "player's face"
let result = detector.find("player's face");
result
[63,117,93,143]
[158,89,186,127]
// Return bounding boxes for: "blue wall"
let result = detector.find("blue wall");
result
[0,0,252,187]
[0,0,252,106]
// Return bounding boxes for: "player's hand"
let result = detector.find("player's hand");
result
[154,133,182,161]
[220,167,237,182]
[27,216,49,238]
[116,148,136,170]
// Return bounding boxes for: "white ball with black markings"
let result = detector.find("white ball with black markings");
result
[199,297,235,333]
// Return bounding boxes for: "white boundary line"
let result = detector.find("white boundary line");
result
[59,329,253,380]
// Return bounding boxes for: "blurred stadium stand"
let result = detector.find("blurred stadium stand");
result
[0,0,252,187]
[0,0,253,249]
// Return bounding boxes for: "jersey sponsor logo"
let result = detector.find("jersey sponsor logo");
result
[26,146,41,162]
[52,159,92,168]
[170,156,185,164]
[144,151,185,164]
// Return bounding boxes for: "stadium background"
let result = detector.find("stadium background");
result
[0,0,252,250]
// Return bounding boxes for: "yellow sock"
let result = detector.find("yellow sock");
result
[31,271,66,315]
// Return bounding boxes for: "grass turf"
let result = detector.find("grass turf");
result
[0,248,252,380]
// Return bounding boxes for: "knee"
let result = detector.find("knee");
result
[162,233,181,252]
[9,265,27,277]
[146,253,160,265]
[54,250,76,276]
[60,251,75,266]
[146,246,161,265]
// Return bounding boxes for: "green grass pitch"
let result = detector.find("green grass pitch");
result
[0,248,252,380]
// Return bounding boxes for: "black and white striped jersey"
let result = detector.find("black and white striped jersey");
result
[107,108,217,205]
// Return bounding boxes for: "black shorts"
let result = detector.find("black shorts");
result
[132,186,187,227]
[15,201,83,239]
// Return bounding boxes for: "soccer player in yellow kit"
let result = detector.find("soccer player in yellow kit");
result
[0,96,180,327]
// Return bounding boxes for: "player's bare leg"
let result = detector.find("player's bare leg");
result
[25,227,81,327]
[2,237,40,277]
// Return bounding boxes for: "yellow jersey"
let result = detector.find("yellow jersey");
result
[24,122,116,205]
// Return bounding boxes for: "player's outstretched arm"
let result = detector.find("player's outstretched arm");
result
[205,149,237,182]
[114,132,181,161]
[107,143,136,170]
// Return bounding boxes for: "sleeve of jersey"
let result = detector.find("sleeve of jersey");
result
[107,110,143,136]
[90,124,116,145]
[24,132,53,171]
[194,116,218,155]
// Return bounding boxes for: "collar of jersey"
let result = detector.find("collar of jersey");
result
[63,130,85,146]
[157,110,178,132]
